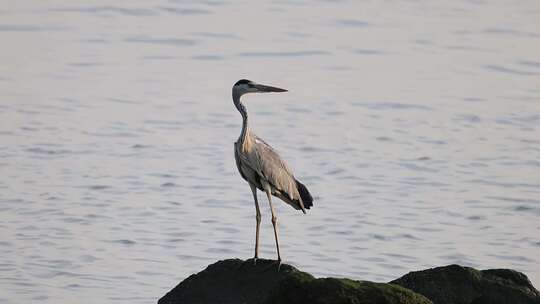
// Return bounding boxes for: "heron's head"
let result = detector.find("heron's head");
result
[233,79,287,97]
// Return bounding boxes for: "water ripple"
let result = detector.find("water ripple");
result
[192,55,224,60]
[351,101,433,111]
[156,6,211,15]
[0,25,70,32]
[483,27,540,38]
[335,19,371,27]
[238,50,331,57]
[192,32,240,39]
[353,49,385,55]
[125,36,197,46]
[49,6,157,16]
[484,65,537,76]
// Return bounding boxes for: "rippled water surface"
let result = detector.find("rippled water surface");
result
[1,1,540,303]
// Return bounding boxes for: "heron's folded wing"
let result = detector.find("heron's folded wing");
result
[252,138,300,201]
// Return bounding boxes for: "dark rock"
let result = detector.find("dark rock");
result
[158,258,432,304]
[158,259,290,304]
[267,274,432,304]
[391,264,540,304]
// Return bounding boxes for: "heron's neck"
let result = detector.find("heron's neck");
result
[233,92,250,144]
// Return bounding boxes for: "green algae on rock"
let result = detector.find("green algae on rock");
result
[266,275,432,304]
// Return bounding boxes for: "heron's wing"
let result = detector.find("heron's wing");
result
[251,136,300,201]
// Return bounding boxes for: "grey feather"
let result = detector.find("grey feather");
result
[235,132,306,212]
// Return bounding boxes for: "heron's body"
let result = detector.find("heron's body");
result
[232,79,313,263]
[234,131,312,212]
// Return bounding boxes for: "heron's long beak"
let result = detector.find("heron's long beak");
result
[253,83,288,93]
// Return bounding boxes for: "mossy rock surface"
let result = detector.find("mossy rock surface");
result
[158,259,432,304]
[266,274,432,304]
[391,264,540,304]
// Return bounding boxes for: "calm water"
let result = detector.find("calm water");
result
[1,1,540,303]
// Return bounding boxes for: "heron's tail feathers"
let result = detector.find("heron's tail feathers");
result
[295,180,313,210]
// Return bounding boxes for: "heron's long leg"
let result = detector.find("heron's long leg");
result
[250,184,261,261]
[263,186,281,262]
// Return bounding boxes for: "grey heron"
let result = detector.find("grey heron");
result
[232,79,313,264]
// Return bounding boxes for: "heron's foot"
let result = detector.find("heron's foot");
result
[261,258,282,272]
[241,258,258,269]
